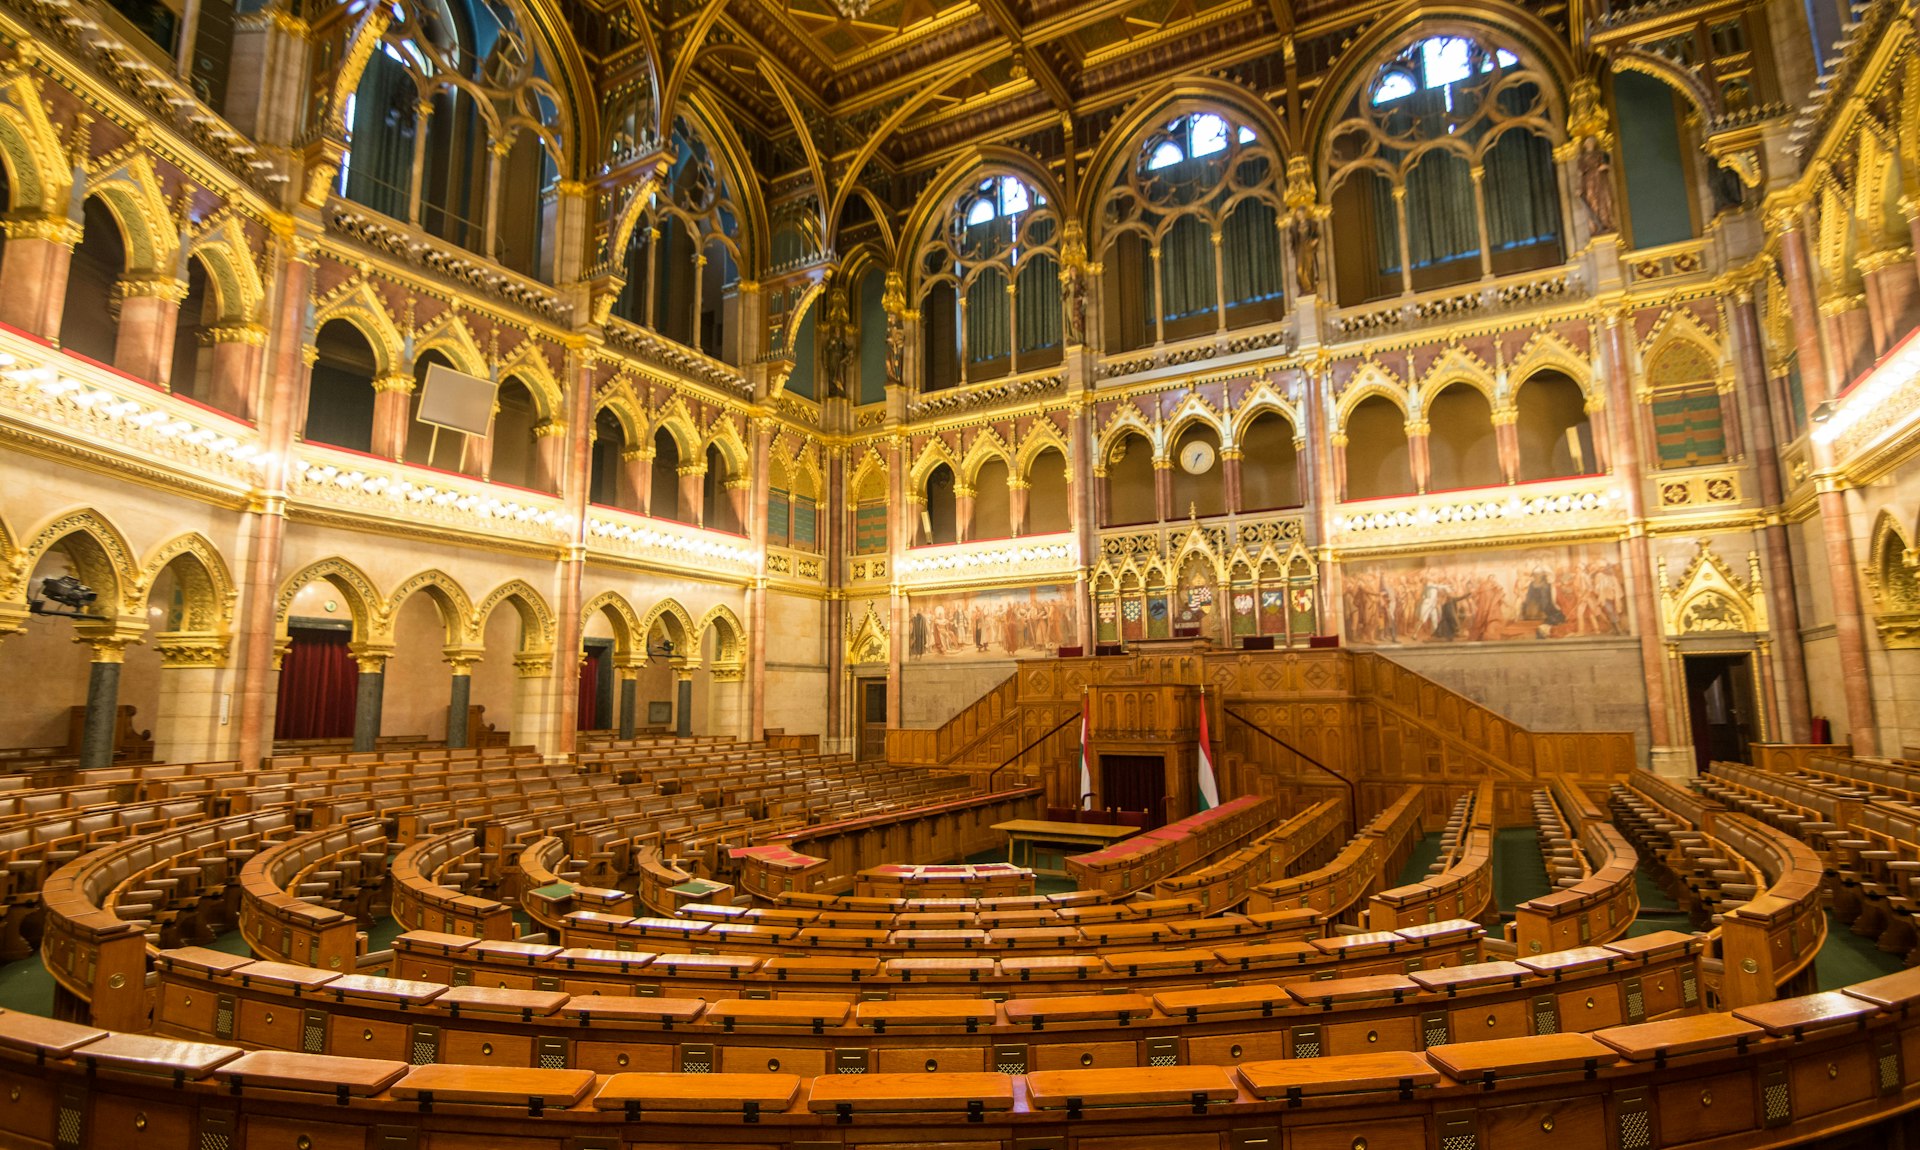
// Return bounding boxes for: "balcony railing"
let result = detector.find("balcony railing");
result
[1331,474,1625,547]
[584,503,760,579]
[894,532,1079,589]
[289,444,571,546]
[0,326,264,496]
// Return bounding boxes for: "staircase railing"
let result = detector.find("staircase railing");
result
[1223,706,1358,838]
[986,712,1080,794]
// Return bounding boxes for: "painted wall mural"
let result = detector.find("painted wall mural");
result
[908,584,1078,660]
[1342,543,1628,645]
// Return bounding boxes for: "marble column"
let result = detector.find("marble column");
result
[350,648,388,753]
[1220,450,1243,512]
[531,421,568,495]
[675,668,694,737]
[621,446,653,513]
[1007,478,1030,537]
[512,652,555,753]
[1407,423,1432,493]
[445,651,476,748]
[954,484,976,543]
[113,276,187,386]
[1493,414,1520,484]
[1597,311,1675,759]
[725,478,752,535]
[616,661,638,740]
[1728,289,1812,740]
[370,373,415,461]
[1153,459,1173,521]
[236,229,315,769]
[0,215,79,339]
[206,326,267,420]
[678,464,704,526]
[551,349,597,758]
[78,635,136,771]
[1776,217,1832,398]
[819,436,841,747]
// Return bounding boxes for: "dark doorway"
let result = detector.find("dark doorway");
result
[1684,653,1758,775]
[1099,753,1167,828]
[859,680,888,762]
[578,640,615,731]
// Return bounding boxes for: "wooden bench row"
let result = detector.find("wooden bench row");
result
[1365,781,1495,930]
[12,967,1920,1150]
[150,930,1702,1072]
[1066,795,1278,897]
[1510,781,1640,955]
[1245,786,1426,920]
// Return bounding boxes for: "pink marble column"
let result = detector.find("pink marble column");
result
[1821,485,1879,754]
[1071,403,1096,651]
[821,439,843,745]
[1007,479,1029,537]
[1716,385,1744,462]
[1821,303,1873,391]
[677,465,704,526]
[1729,291,1812,740]
[1494,417,1520,483]
[1220,450,1243,512]
[0,219,77,339]
[1153,461,1173,521]
[370,375,413,460]
[1866,256,1920,351]
[621,447,651,512]
[206,328,266,420]
[1092,470,1110,527]
[725,479,751,535]
[113,278,185,386]
[550,350,597,757]
[885,434,907,729]
[235,234,314,768]
[1599,312,1674,750]
[1407,426,1431,493]
[531,422,566,494]
[954,485,976,543]
[1778,220,1832,398]
[1330,435,1349,503]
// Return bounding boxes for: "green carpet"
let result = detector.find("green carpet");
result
[1395,831,1444,888]
[0,951,53,1015]
[1493,827,1549,913]
[1813,909,1904,991]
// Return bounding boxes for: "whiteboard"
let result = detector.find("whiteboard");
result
[416,363,498,437]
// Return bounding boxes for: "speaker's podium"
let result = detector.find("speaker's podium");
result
[1080,680,1205,828]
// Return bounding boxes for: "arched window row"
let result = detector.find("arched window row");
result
[584,411,748,532]
[1098,411,1301,528]
[912,446,1073,545]
[337,0,568,280]
[1325,34,1564,304]
[1337,370,1596,500]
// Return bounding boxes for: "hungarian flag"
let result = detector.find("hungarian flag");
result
[1196,693,1220,810]
[1077,692,1093,809]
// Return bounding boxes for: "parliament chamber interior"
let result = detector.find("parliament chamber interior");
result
[8,0,1920,1143]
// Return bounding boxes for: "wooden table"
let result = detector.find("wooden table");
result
[993,819,1138,876]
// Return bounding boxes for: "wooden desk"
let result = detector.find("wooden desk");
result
[994,819,1137,876]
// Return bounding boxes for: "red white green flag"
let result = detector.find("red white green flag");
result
[1197,692,1220,810]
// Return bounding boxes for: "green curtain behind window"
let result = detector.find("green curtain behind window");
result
[1016,255,1061,354]
[1160,215,1216,322]
[1222,200,1282,305]
[966,267,1009,365]
[345,51,415,221]
[1404,150,1479,267]
[1485,129,1560,250]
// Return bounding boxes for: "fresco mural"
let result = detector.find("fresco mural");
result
[1341,543,1628,645]
[908,584,1079,659]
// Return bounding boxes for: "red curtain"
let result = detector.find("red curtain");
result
[576,649,603,731]
[275,628,357,740]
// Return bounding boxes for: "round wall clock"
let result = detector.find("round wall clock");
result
[1179,441,1216,475]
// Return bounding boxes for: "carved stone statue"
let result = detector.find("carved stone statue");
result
[1292,216,1320,296]
[1577,136,1619,235]
[883,311,905,387]
[1062,261,1087,346]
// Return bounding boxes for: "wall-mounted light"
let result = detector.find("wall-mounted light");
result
[1810,400,1837,424]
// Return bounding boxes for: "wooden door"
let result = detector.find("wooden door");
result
[859,680,888,762]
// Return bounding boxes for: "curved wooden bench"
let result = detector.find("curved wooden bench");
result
[152,928,1701,1071]
[1245,787,1425,918]
[16,970,1920,1149]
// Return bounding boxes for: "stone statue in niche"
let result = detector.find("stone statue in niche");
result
[1062,261,1087,346]
[1576,136,1619,235]
[1292,216,1320,296]
[883,312,904,387]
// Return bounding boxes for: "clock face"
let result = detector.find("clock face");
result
[1179,441,1216,475]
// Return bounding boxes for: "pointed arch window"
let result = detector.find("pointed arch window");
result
[1098,108,1285,353]
[916,173,1062,392]
[1326,34,1562,304]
